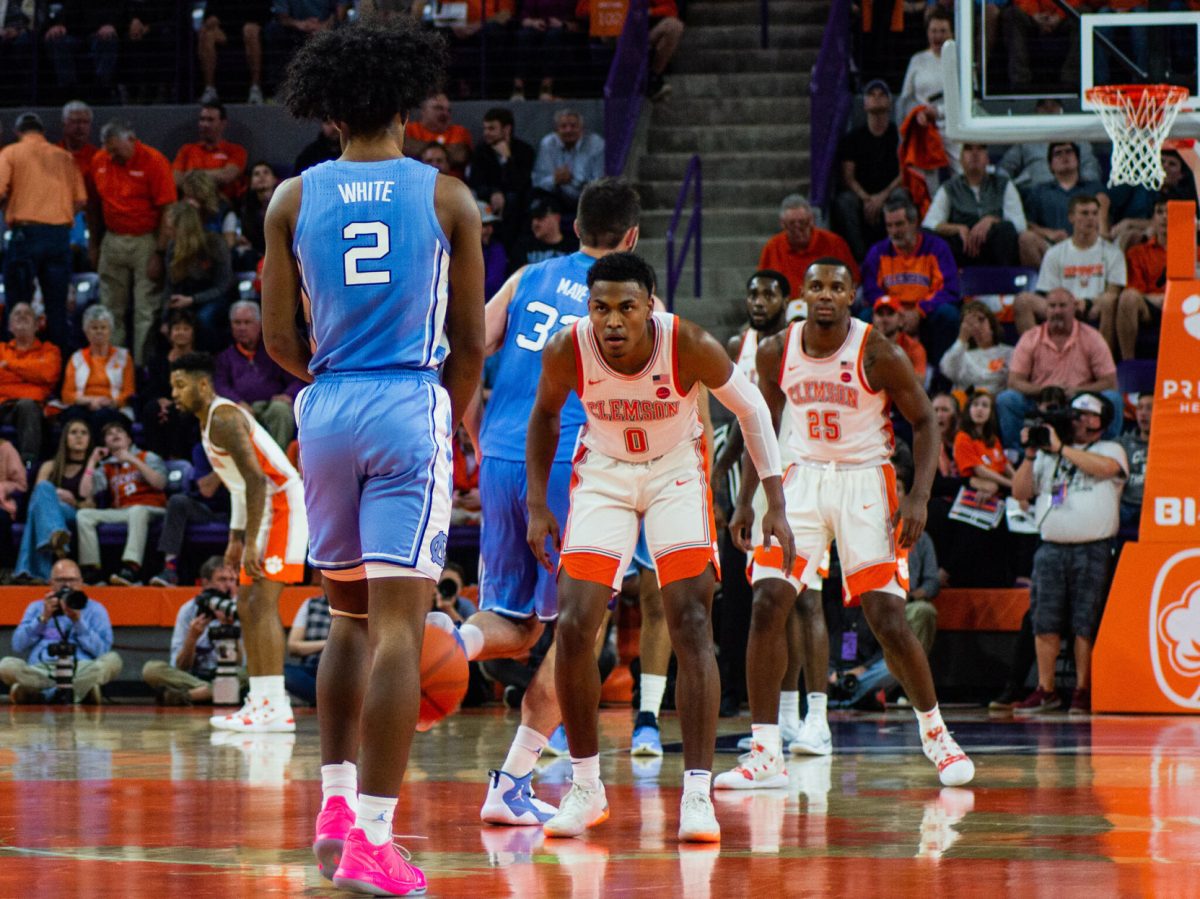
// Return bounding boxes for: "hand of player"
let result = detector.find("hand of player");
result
[526,503,560,571]
[224,537,244,574]
[242,539,263,579]
[760,505,796,575]
[728,501,755,553]
[893,491,928,549]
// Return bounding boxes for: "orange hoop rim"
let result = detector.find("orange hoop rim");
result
[1085,83,1190,108]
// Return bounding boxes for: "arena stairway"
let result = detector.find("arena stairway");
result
[634,0,827,341]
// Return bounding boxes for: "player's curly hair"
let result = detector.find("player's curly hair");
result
[586,252,657,297]
[280,21,448,137]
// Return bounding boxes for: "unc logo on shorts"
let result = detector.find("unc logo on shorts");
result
[431,531,448,567]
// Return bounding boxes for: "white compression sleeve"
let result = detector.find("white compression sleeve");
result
[710,366,782,480]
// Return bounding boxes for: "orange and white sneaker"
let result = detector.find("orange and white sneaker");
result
[210,695,296,733]
[921,724,975,787]
[677,791,720,843]
[543,781,609,838]
[713,743,787,790]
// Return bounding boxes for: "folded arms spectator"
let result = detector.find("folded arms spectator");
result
[61,305,136,429]
[172,102,249,202]
[532,108,605,210]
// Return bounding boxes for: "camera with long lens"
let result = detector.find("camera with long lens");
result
[1021,406,1074,450]
[829,670,859,702]
[195,588,241,705]
[53,585,89,613]
[47,589,87,703]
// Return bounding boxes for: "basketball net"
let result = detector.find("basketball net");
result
[1086,84,1189,191]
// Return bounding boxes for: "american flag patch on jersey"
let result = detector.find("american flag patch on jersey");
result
[652,373,665,382]
[841,360,853,368]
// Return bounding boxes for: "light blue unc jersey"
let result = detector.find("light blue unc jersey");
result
[480,250,594,464]
[293,157,449,375]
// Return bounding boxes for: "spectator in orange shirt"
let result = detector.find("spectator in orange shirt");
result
[0,112,87,352]
[1115,195,1168,362]
[1001,0,1081,91]
[60,305,136,433]
[0,303,64,465]
[172,103,248,202]
[872,295,928,381]
[405,93,474,179]
[90,120,177,365]
[757,194,859,299]
[953,391,1014,496]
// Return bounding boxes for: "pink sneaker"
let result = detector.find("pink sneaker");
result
[313,795,355,880]
[332,827,427,896]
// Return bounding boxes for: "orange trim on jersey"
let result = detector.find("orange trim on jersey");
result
[693,435,721,581]
[560,550,622,587]
[251,441,289,489]
[777,322,795,386]
[572,321,586,398]
[670,315,685,397]
[587,315,662,380]
[240,493,303,585]
[657,547,717,586]
[797,319,855,365]
[857,322,882,396]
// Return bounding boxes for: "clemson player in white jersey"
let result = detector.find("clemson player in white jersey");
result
[715,270,835,757]
[169,352,308,734]
[526,252,794,843]
[720,258,974,790]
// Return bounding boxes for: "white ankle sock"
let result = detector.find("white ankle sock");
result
[570,754,601,790]
[501,725,548,779]
[458,623,485,661]
[355,793,396,846]
[321,761,358,812]
[250,675,285,702]
[682,769,712,795]
[640,673,667,717]
[915,704,944,739]
[807,692,828,723]
[751,723,781,756]
[779,691,800,730]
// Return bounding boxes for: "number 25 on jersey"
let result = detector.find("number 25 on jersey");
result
[806,409,840,442]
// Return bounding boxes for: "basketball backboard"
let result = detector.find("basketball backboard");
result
[943,0,1200,144]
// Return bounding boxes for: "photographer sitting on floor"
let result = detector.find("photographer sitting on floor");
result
[0,559,122,703]
[142,556,243,706]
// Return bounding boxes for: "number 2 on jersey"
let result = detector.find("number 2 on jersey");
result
[343,221,391,286]
[806,409,840,442]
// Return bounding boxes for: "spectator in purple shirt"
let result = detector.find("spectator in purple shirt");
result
[861,192,962,366]
[213,300,302,449]
[480,201,508,299]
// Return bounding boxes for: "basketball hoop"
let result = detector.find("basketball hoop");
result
[1086,84,1190,191]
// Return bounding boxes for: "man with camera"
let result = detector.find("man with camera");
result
[0,559,122,703]
[996,289,1122,450]
[1011,392,1127,718]
[142,557,243,706]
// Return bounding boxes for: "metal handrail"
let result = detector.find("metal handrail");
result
[665,155,702,311]
[604,0,650,176]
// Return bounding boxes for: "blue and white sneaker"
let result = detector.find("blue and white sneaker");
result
[542,724,569,757]
[788,718,832,756]
[630,711,663,757]
[480,769,557,825]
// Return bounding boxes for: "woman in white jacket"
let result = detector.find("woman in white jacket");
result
[939,301,1013,395]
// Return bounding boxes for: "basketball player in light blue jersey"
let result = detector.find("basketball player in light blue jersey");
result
[260,22,483,896]
[454,179,643,826]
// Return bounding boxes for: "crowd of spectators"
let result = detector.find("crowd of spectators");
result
[1,0,684,106]
[0,93,606,588]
